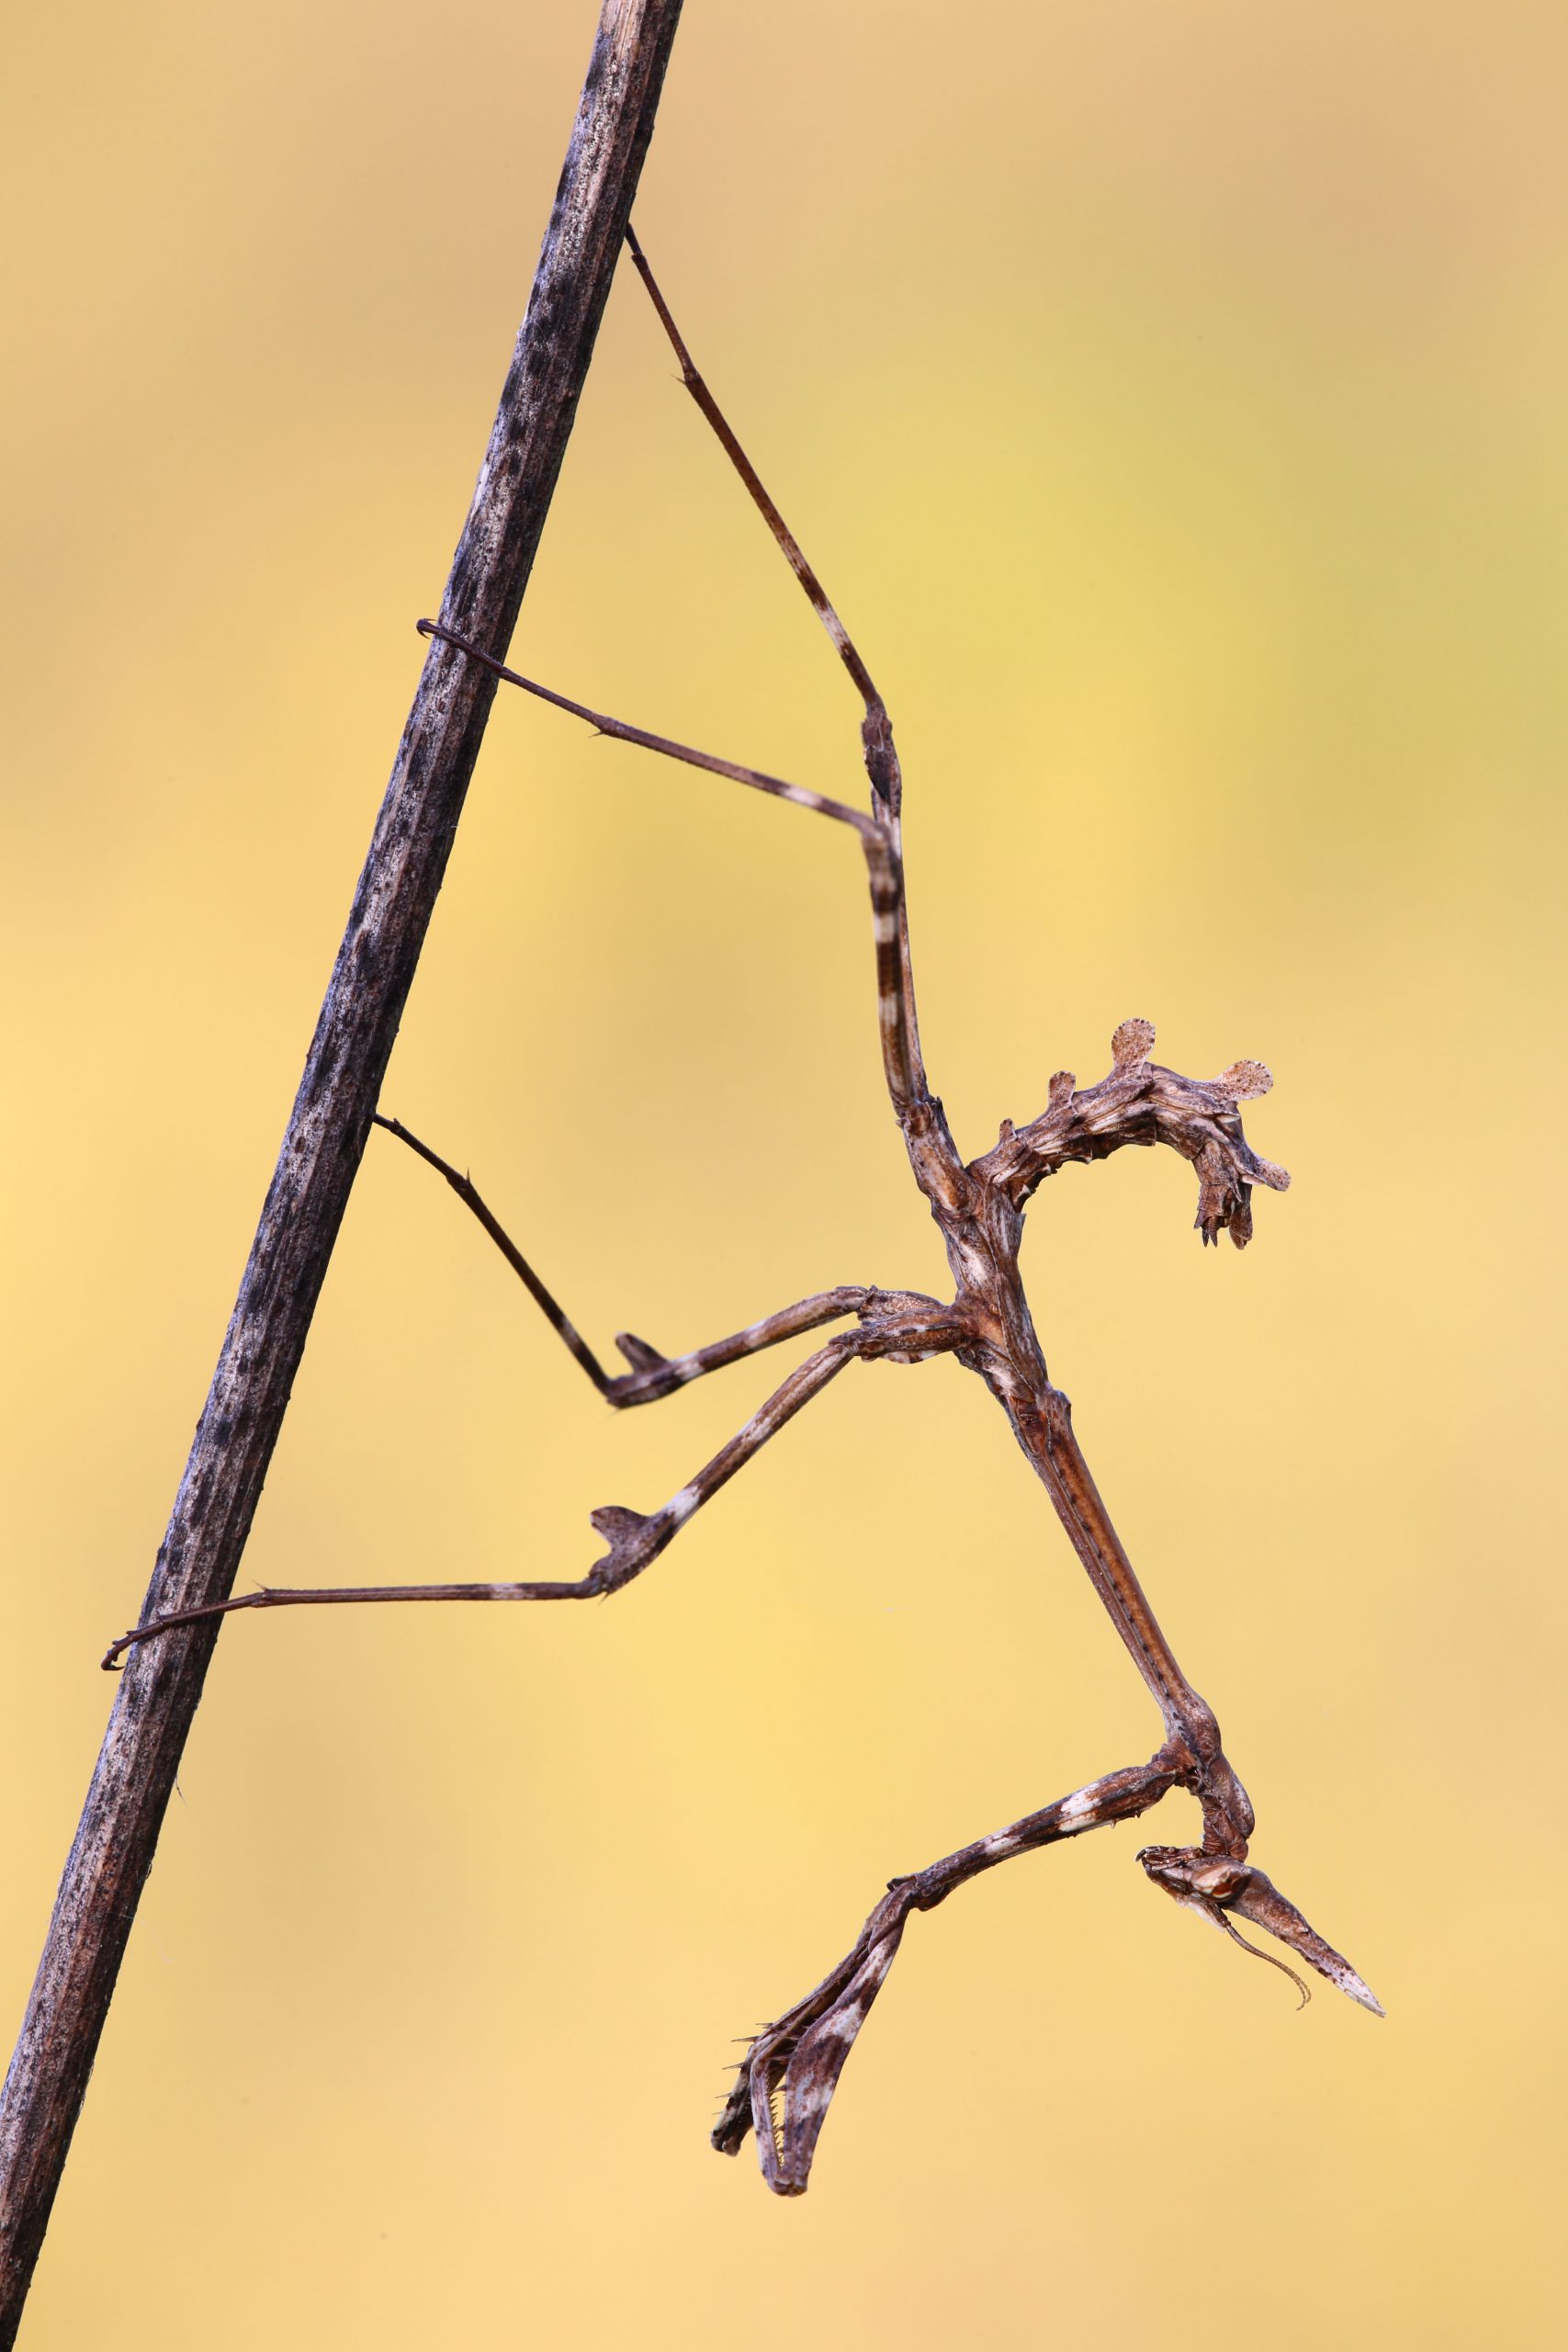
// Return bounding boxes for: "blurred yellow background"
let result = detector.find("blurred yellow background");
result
[3,2,1563,2344]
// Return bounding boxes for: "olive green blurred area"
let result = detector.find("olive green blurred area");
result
[3,3,1563,2345]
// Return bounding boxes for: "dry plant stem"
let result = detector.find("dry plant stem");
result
[100,230,1382,2198]
[0,2,685,2330]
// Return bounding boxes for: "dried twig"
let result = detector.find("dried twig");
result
[105,230,1382,2196]
[0,3,685,2331]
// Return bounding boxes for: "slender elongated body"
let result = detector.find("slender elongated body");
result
[109,227,1381,2194]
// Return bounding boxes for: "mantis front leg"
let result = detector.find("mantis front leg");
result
[716,1749,1187,2195]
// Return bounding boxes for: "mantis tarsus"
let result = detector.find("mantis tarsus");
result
[106,223,1382,2197]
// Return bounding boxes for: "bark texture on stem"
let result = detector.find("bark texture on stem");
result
[0,2,684,2332]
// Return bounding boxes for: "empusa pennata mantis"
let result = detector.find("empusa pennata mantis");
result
[107,225,1382,2197]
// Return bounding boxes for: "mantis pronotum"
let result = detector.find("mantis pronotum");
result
[106,225,1381,2196]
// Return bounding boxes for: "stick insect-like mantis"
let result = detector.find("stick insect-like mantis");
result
[107,225,1382,2196]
